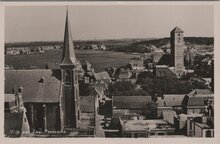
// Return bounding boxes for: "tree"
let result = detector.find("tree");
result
[137,71,154,84]
[108,81,149,96]
[79,80,95,96]
[143,101,158,119]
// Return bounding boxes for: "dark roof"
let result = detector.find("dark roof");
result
[61,9,77,66]
[157,54,172,66]
[171,27,184,33]
[112,96,151,109]
[5,112,23,137]
[5,69,61,103]
[80,96,96,113]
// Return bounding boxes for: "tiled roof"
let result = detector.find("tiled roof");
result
[182,89,214,107]
[130,57,143,65]
[112,96,151,109]
[188,89,213,97]
[157,54,172,66]
[157,94,185,107]
[94,72,111,81]
[80,96,96,113]
[5,69,61,103]
[171,27,184,33]
[119,70,132,79]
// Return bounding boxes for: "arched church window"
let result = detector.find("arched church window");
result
[65,70,71,85]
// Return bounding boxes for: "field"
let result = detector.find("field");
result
[5,50,141,72]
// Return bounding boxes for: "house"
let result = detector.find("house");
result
[186,116,214,137]
[129,57,144,70]
[152,49,164,64]
[81,59,94,73]
[119,117,175,138]
[174,113,202,134]
[90,44,99,50]
[182,89,214,114]
[118,69,133,81]
[93,71,111,85]
[84,71,96,84]
[155,65,177,78]
[156,94,185,117]
[79,95,98,137]
[100,45,107,50]
[112,96,151,125]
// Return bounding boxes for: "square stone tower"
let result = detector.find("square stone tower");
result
[170,26,185,76]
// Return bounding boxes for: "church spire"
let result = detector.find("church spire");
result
[61,7,77,66]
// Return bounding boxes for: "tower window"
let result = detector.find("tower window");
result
[65,70,72,85]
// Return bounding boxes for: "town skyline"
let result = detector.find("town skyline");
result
[5,5,213,43]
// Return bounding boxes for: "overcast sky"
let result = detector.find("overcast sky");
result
[5,5,214,42]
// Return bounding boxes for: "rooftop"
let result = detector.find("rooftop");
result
[120,118,175,132]
[5,69,61,103]
[171,26,184,33]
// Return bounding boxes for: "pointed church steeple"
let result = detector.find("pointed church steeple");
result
[61,7,77,66]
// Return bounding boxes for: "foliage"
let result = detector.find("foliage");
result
[143,101,158,119]
[140,77,208,97]
[79,80,95,96]
[108,81,149,96]
[136,71,155,84]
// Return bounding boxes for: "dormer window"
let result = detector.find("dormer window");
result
[65,70,72,85]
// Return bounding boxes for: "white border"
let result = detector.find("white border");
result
[0,1,220,144]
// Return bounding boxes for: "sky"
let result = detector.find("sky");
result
[5,5,214,43]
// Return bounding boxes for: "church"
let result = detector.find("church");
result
[5,9,93,136]
[155,26,185,78]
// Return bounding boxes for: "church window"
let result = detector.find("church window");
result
[65,70,71,85]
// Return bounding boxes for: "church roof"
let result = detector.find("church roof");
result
[61,9,77,66]
[5,69,61,103]
[157,54,172,66]
[171,26,184,33]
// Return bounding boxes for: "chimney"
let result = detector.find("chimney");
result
[39,77,45,83]
[16,86,24,109]
[18,86,23,94]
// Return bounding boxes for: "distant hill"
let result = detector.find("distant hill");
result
[4,38,153,49]
[5,37,213,54]
[108,37,214,53]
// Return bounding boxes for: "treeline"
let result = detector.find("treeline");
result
[108,37,214,53]
[5,41,63,48]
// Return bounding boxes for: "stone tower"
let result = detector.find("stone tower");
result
[60,8,80,130]
[170,26,185,76]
